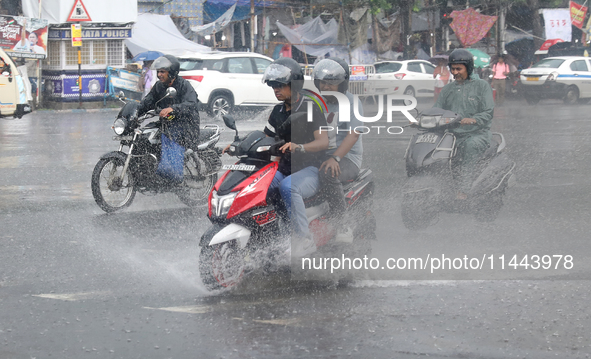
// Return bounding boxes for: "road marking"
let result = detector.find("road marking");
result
[33,291,111,301]
[251,318,302,326]
[143,305,213,314]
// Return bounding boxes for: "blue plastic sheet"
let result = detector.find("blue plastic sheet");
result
[157,133,185,183]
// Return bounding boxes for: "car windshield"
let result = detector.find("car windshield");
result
[179,59,204,71]
[375,62,403,73]
[532,59,565,69]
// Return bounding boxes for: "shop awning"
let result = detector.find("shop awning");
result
[125,14,211,57]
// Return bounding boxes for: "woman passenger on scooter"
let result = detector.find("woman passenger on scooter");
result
[262,58,328,257]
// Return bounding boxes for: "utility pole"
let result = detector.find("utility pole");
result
[250,0,255,52]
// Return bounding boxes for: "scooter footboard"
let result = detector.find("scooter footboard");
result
[470,153,516,196]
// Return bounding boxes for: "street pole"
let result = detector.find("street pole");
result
[250,0,254,52]
[78,22,82,109]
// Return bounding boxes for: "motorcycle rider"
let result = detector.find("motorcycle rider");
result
[137,55,200,149]
[261,58,328,256]
[312,58,363,243]
[434,49,494,200]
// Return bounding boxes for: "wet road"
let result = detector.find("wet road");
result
[1,101,591,358]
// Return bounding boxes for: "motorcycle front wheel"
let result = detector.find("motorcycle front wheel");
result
[199,241,245,291]
[177,152,217,207]
[91,157,136,213]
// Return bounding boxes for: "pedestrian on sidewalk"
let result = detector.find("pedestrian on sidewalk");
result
[491,55,510,106]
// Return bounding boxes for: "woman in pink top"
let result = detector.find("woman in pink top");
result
[491,55,510,106]
[433,58,450,102]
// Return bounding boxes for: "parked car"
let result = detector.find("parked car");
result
[366,60,436,98]
[520,56,591,104]
[178,52,278,116]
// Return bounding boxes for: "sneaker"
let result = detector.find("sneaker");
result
[291,236,317,258]
[335,227,354,244]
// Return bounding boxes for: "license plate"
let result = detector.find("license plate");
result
[416,134,438,144]
[222,164,256,171]
[526,77,540,81]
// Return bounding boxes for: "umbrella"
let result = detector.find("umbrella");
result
[428,54,449,64]
[490,53,520,68]
[132,51,164,62]
[465,48,491,68]
[539,39,564,52]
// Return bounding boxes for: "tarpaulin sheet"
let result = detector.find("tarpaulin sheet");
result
[276,16,346,57]
[22,0,136,24]
[193,3,236,35]
[450,8,497,47]
[125,14,211,57]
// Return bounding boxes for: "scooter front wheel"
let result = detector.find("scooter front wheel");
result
[199,241,245,291]
[91,157,136,213]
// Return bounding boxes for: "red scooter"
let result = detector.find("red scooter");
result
[198,115,376,291]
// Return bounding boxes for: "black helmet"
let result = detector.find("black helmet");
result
[151,55,180,80]
[312,57,350,93]
[448,49,474,77]
[262,57,304,93]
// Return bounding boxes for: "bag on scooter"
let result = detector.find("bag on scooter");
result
[157,133,185,183]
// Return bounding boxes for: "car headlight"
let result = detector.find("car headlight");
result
[211,190,238,217]
[419,115,438,129]
[112,118,126,135]
[547,72,559,81]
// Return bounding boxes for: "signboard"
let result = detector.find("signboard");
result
[71,24,81,47]
[543,9,572,42]
[0,16,48,59]
[350,65,368,81]
[47,28,132,40]
[570,1,588,29]
[67,0,92,22]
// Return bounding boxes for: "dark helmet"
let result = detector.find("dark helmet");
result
[448,49,474,76]
[151,55,180,79]
[312,57,350,93]
[262,57,304,93]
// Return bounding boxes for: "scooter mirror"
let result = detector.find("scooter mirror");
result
[118,91,126,99]
[222,115,237,131]
[164,87,177,99]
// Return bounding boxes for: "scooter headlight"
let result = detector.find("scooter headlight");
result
[211,190,238,217]
[112,118,127,135]
[419,115,438,129]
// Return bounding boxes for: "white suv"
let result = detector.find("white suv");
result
[520,56,591,104]
[178,52,278,116]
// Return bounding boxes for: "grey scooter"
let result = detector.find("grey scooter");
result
[402,108,516,230]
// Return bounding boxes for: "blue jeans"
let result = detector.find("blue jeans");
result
[270,166,320,238]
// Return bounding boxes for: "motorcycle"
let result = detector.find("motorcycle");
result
[91,89,223,212]
[198,115,376,291]
[401,108,516,230]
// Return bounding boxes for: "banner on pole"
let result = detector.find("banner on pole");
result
[570,1,588,29]
[543,9,572,42]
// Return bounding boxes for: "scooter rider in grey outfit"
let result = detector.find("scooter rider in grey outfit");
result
[313,58,364,243]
